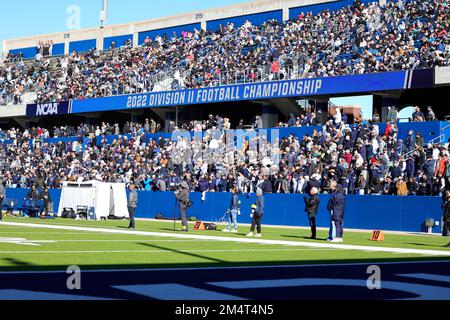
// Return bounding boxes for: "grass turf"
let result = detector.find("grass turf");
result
[0,216,449,272]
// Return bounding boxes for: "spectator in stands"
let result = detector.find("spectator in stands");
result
[412,107,425,122]
[2,0,448,106]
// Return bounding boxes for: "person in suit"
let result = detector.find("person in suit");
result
[128,184,138,230]
[327,182,346,243]
[442,190,450,247]
[175,181,191,232]
[304,187,320,239]
[247,188,265,238]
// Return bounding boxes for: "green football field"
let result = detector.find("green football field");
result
[0,217,449,272]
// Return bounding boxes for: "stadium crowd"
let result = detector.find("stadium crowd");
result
[1,0,449,106]
[1,112,449,198]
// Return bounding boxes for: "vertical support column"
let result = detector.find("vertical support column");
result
[282,0,290,21]
[84,117,98,126]
[373,95,401,123]
[262,104,278,129]
[315,98,330,125]
[165,111,176,133]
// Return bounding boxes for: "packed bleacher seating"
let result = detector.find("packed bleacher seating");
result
[0,0,449,106]
[1,113,449,197]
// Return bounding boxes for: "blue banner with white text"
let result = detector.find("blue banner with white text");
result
[26,101,72,117]
[71,71,409,114]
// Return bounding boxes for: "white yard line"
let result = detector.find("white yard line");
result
[1,222,449,256]
[0,248,333,254]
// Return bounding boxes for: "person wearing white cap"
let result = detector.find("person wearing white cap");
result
[304,187,320,239]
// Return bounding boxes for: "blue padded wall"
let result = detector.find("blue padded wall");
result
[8,47,38,59]
[207,10,283,31]
[51,43,65,56]
[69,39,97,53]
[5,188,442,233]
[138,23,201,45]
[103,34,133,50]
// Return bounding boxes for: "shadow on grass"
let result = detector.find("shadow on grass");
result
[281,235,328,241]
[0,257,449,273]
[2,257,33,267]
[137,242,226,264]
[405,243,450,249]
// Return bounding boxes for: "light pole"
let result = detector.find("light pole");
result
[100,0,108,28]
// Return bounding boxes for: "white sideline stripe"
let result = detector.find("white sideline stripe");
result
[1,222,450,257]
[0,240,213,243]
[0,248,333,254]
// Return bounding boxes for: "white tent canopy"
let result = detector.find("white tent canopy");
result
[58,181,129,220]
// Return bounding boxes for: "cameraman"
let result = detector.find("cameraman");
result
[175,181,190,232]
[304,187,320,239]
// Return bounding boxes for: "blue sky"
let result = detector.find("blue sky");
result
[0,0,253,49]
[0,0,377,118]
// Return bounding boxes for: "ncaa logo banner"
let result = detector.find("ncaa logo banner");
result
[26,101,72,117]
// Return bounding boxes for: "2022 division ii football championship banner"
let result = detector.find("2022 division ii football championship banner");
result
[70,71,411,114]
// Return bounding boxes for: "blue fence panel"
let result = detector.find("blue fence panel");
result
[289,0,375,20]
[207,10,283,32]
[9,47,37,59]
[138,23,201,45]
[52,43,65,56]
[103,34,133,50]
[5,188,442,233]
[377,121,442,143]
[69,39,97,53]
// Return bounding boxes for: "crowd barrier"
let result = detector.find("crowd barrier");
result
[4,188,444,233]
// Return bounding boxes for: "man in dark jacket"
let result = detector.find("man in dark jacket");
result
[175,181,191,232]
[442,190,450,247]
[128,184,138,230]
[247,188,265,238]
[327,182,346,243]
[304,187,320,239]
[39,186,52,218]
